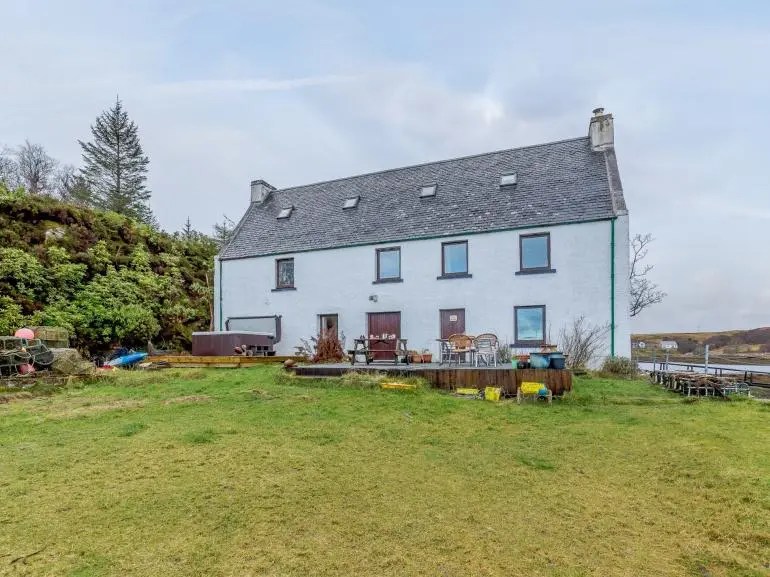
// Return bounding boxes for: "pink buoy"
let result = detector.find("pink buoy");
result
[14,328,35,340]
[18,363,35,375]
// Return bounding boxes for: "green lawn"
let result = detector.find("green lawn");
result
[0,368,768,577]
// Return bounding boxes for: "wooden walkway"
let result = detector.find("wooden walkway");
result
[292,363,572,395]
[148,355,301,368]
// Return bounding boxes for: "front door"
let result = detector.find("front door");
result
[440,308,465,339]
[367,312,401,361]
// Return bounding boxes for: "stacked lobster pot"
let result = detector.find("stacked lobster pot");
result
[0,337,55,376]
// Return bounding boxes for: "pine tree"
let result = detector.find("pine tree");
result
[213,215,236,247]
[182,217,194,238]
[79,98,153,223]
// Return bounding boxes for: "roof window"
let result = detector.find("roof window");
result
[420,184,437,198]
[500,172,517,187]
[277,206,294,219]
[343,196,360,209]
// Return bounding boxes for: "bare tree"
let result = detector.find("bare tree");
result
[0,146,20,189]
[558,316,610,369]
[15,140,58,194]
[630,233,666,317]
[55,164,94,206]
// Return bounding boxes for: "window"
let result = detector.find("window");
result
[319,314,339,338]
[420,184,437,198]
[275,258,294,289]
[375,247,401,282]
[500,172,517,186]
[515,305,546,345]
[277,206,293,219]
[440,241,469,278]
[343,196,359,209]
[518,232,553,273]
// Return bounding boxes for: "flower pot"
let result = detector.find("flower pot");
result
[529,352,550,369]
[409,354,421,363]
[548,352,566,370]
[421,354,432,363]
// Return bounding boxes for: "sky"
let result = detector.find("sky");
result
[1,0,769,334]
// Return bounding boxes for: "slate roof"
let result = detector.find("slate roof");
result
[220,136,626,260]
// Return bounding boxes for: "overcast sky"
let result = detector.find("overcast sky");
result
[2,0,769,333]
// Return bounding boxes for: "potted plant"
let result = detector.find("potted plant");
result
[408,350,422,363]
[420,349,433,363]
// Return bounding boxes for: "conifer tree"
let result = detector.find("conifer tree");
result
[79,98,153,222]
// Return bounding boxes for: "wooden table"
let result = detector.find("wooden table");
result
[349,337,409,365]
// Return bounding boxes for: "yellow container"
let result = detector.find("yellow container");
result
[484,387,501,401]
[455,387,480,396]
[520,381,545,395]
[381,382,417,390]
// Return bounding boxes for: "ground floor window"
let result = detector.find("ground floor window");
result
[514,305,546,346]
[319,314,339,338]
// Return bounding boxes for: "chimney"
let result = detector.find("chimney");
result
[588,107,614,151]
[250,179,275,204]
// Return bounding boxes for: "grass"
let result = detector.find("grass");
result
[0,368,768,577]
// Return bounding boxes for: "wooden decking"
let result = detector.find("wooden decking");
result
[148,355,301,368]
[292,363,573,395]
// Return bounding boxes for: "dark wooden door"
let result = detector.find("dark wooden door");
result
[367,312,401,361]
[440,309,465,339]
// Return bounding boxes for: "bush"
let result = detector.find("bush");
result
[599,356,638,378]
[558,316,609,369]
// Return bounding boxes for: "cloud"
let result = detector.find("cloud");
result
[146,75,359,97]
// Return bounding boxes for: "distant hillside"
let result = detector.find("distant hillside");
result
[632,328,770,355]
[0,186,218,353]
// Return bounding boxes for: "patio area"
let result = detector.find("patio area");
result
[292,362,573,395]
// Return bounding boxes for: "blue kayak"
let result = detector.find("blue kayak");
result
[106,352,148,367]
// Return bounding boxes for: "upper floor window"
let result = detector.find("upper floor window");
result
[440,241,469,278]
[275,258,294,289]
[375,247,401,282]
[518,232,554,274]
[515,305,546,345]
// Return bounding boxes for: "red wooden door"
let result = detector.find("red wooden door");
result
[440,309,465,339]
[367,312,401,361]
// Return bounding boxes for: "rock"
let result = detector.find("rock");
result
[283,359,296,369]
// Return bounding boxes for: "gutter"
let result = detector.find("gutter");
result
[610,218,616,357]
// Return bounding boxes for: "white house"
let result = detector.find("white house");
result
[215,108,631,359]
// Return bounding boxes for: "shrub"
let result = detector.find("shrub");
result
[558,316,609,369]
[296,331,347,363]
[496,342,512,364]
[600,356,638,378]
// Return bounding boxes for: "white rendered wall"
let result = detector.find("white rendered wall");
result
[217,219,631,361]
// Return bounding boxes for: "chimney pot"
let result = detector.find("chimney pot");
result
[593,107,605,116]
[250,179,275,203]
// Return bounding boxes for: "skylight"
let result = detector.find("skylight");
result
[277,206,294,219]
[343,196,360,209]
[500,173,517,187]
[420,184,437,198]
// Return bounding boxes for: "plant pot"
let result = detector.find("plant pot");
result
[421,354,432,363]
[529,352,550,369]
[409,354,421,363]
[548,353,566,370]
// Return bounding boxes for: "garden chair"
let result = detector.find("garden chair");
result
[438,339,456,365]
[447,334,474,365]
[474,333,498,367]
